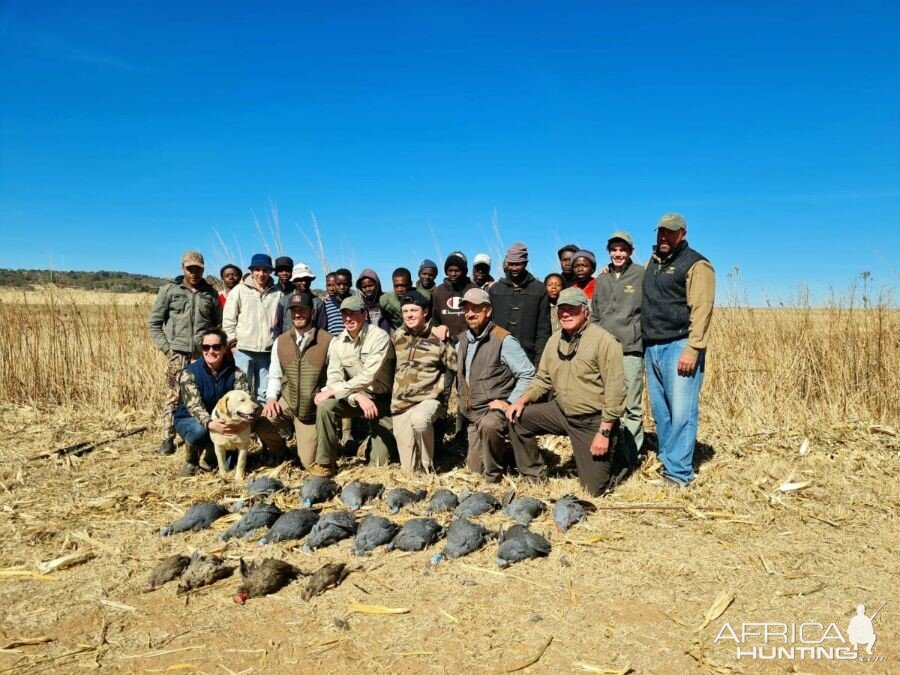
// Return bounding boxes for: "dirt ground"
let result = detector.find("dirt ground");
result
[1,405,897,674]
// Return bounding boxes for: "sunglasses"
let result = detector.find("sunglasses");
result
[201,343,225,352]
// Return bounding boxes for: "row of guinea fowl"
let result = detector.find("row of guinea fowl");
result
[158,476,592,568]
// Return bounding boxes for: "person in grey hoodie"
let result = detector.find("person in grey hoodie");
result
[147,250,222,456]
[223,253,283,403]
[591,231,644,463]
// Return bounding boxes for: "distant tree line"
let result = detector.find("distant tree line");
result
[0,269,169,293]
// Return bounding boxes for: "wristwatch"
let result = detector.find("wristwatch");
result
[598,428,611,438]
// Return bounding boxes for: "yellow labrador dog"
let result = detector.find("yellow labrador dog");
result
[209,390,259,481]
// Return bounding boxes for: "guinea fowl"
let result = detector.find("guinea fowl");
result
[233,558,304,604]
[431,518,494,564]
[247,476,285,496]
[352,515,400,555]
[502,492,546,526]
[176,551,235,594]
[160,502,229,536]
[426,489,459,514]
[340,481,384,510]
[220,502,283,541]
[553,494,587,532]
[258,509,319,546]
[302,562,349,601]
[387,518,443,552]
[496,524,551,568]
[300,476,341,507]
[454,491,500,519]
[386,488,427,514]
[142,554,190,592]
[302,511,358,551]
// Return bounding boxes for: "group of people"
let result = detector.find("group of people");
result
[147,212,715,493]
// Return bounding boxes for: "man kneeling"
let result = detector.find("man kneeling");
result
[256,293,332,468]
[506,288,626,495]
[391,291,457,473]
[457,288,534,482]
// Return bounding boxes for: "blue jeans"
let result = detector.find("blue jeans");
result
[173,416,211,449]
[234,349,271,404]
[644,338,706,484]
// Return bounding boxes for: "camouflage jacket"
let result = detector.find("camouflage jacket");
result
[391,320,458,414]
[176,358,250,427]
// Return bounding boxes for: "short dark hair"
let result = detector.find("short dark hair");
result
[325,272,336,280]
[334,268,353,283]
[544,273,564,284]
[220,264,241,277]
[392,267,412,281]
[200,328,228,346]
[557,244,580,258]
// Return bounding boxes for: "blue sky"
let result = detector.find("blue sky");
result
[1,1,898,303]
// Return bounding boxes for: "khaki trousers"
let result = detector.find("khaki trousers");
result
[255,399,318,468]
[393,399,442,473]
[316,396,396,467]
[622,354,645,461]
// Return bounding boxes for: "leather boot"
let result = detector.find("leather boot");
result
[179,444,200,477]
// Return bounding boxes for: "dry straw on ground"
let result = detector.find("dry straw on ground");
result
[0,284,897,673]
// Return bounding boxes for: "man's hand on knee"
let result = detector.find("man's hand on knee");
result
[355,393,378,420]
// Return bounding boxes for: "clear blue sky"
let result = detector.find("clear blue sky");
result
[2,1,898,304]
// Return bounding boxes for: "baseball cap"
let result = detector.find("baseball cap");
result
[557,287,588,307]
[657,213,686,231]
[473,253,491,267]
[291,263,316,281]
[399,290,429,309]
[340,295,366,312]
[287,293,312,309]
[607,231,634,248]
[461,287,491,306]
[181,251,205,267]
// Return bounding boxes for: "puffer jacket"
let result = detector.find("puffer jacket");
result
[222,274,282,352]
[148,276,222,355]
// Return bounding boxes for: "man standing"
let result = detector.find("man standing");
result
[642,213,715,487]
[506,288,626,496]
[431,252,475,341]
[591,231,644,463]
[273,256,295,293]
[416,259,438,301]
[274,263,322,336]
[356,268,392,332]
[457,288,534,483]
[219,264,241,308]
[222,253,282,404]
[174,328,251,476]
[148,251,222,456]
[472,253,495,289]
[557,244,580,287]
[489,242,551,366]
[313,295,397,475]
[570,250,598,299]
[256,293,332,468]
[391,291,457,473]
[379,267,413,332]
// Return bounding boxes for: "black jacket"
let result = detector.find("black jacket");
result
[488,272,550,365]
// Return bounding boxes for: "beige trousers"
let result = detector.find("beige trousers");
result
[254,399,318,468]
[393,399,442,473]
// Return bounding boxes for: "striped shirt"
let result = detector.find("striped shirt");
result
[324,296,343,336]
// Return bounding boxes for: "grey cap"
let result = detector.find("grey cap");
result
[657,213,686,231]
[340,295,366,312]
[557,287,588,307]
[607,230,634,248]
[461,287,491,306]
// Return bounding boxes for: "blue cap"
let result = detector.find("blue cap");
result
[250,253,273,270]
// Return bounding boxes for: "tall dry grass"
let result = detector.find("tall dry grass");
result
[0,283,896,432]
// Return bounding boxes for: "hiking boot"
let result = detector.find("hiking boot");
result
[199,447,217,472]
[157,438,177,455]
[307,463,336,478]
[179,463,199,477]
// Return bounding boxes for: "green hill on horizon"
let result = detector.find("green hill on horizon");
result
[0,268,171,294]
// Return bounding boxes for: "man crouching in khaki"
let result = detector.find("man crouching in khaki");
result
[390,290,458,473]
[506,287,627,495]
[256,293,332,467]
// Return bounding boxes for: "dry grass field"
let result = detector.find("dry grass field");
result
[0,286,897,674]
